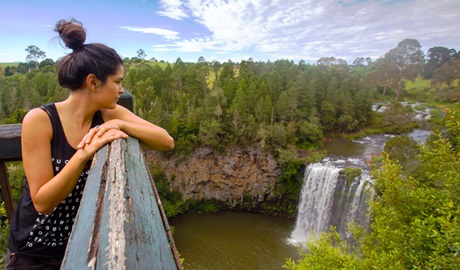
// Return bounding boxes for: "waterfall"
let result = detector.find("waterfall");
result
[289,162,373,246]
[288,130,432,246]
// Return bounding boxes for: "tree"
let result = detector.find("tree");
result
[198,119,223,147]
[277,91,291,121]
[298,120,323,149]
[432,59,460,90]
[366,60,399,96]
[17,62,35,74]
[219,61,235,86]
[353,57,366,67]
[384,135,420,175]
[4,66,16,76]
[211,60,221,81]
[424,47,454,79]
[317,56,348,67]
[380,102,415,134]
[319,101,336,133]
[383,39,425,100]
[136,49,146,60]
[39,58,55,68]
[25,45,46,69]
[197,56,207,66]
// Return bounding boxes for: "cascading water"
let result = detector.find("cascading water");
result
[289,157,374,246]
[289,105,433,246]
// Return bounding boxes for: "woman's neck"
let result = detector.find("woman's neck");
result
[57,91,98,129]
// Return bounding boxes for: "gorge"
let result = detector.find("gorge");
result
[148,128,431,269]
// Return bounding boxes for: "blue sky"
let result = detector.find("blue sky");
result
[0,0,458,64]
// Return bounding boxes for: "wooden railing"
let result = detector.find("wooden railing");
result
[61,137,181,269]
[0,90,181,269]
[0,124,21,220]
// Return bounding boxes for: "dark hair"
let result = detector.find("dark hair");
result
[54,19,123,90]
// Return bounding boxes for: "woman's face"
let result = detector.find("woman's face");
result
[96,65,124,109]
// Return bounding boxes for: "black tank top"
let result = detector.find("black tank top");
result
[8,103,104,258]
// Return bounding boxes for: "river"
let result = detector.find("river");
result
[170,211,299,270]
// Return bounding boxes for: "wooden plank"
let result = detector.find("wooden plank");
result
[142,145,182,268]
[61,144,109,269]
[122,137,179,269]
[0,124,22,161]
[95,138,127,269]
[0,124,22,221]
[62,138,180,269]
[118,89,133,112]
[96,137,179,269]
[0,162,15,220]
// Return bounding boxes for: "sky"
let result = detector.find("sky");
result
[0,0,459,64]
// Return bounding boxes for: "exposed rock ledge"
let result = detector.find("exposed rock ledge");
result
[145,146,281,207]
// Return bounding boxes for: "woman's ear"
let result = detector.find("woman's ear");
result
[87,74,100,91]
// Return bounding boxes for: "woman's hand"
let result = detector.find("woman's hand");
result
[78,120,123,147]
[77,122,128,159]
[102,106,174,151]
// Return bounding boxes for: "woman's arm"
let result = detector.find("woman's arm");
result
[82,105,174,151]
[22,109,128,215]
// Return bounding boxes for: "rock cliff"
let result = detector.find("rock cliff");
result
[145,146,281,207]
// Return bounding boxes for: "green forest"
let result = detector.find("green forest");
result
[1,38,459,268]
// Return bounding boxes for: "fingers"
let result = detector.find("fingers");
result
[79,129,127,149]
[87,125,100,142]
[95,125,105,137]
[77,126,98,149]
[77,125,127,150]
[95,120,121,136]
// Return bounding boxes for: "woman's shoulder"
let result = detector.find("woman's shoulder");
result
[23,107,49,123]
[22,107,53,137]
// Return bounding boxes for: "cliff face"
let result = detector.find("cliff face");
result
[145,146,281,207]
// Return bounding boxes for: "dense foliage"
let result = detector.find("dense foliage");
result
[122,58,376,157]
[284,105,460,269]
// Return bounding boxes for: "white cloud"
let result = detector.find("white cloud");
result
[155,0,460,62]
[154,37,222,52]
[120,26,180,40]
[156,0,189,20]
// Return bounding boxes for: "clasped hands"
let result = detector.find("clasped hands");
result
[77,120,128,159]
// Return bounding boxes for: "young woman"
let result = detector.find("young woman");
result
[7,19,174,269]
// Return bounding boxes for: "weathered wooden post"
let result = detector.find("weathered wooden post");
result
[118,89,133,112]
[0,124,22,220]
[61,137,181,269]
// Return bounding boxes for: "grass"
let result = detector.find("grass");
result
[126,60,171,70]
[344,167,362,186]
[0,62,18,68]
[405,75,431,89]
[147,61,170,69]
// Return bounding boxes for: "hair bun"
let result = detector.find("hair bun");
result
[55,19,86,50]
